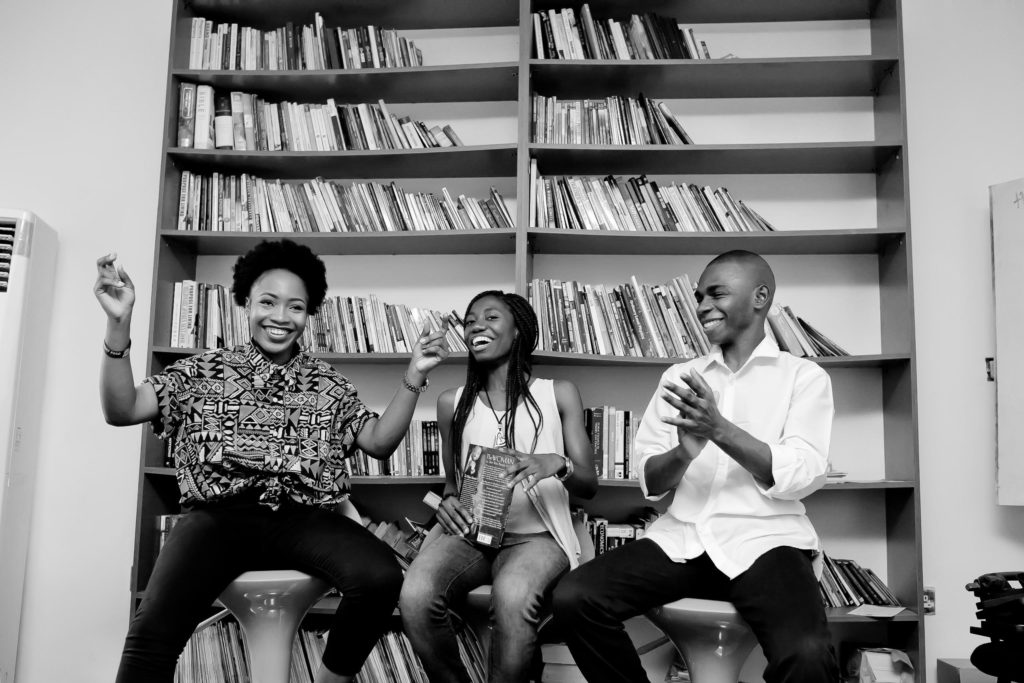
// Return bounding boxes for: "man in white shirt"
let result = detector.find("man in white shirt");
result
[552,251,839,682]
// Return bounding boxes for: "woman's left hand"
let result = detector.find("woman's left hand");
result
[505,451,564,492]
[408,321,450,381]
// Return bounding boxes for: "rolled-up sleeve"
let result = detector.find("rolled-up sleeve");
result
[142,360,194,439]
[759,364,833,500]
[330,377,379,463]
[635,367,683,501]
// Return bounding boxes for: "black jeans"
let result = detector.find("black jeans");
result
[551,540,839,683]
[115,498,403,682]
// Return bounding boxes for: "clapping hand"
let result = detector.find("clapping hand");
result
[94,253,135,322]
[661,369,718,458]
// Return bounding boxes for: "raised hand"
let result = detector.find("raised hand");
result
[94,253,136,322]
[409,320,450,378]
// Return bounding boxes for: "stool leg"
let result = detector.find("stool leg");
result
[648,612,756,683]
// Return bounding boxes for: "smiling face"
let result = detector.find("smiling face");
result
[246,268,309,364]
[463,295,517,364]
[694,259,770,350]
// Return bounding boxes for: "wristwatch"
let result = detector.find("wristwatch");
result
[555,453,574,481]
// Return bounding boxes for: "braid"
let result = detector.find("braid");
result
[449,291,544,479]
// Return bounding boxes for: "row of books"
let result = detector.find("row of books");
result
[349,421,442,478]
[819,554,901,609]
[173,621,483,683]
[175,172,514,234]
[573,506,660,556]
[532,94,693,146]
[529,163,775,233]
[533,5,710,61]
[178,84,464,152]
[169,282,245,350]
[188,14,424,72]
[586,406,639,480]
[767,305,848,358]
[529,274,711,359]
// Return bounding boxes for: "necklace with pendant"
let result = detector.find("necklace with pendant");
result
[483,386,509,448]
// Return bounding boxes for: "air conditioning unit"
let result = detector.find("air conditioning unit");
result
[0,210,57,683]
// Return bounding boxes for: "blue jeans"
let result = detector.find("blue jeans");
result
[400,531,570,683]
[115,498,403,682]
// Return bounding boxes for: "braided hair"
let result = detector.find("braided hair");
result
[450,291,543,474]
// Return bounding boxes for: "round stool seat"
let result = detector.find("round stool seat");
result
[647,599,756,683]
[218,570,331,683]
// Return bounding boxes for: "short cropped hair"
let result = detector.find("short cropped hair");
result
[231,239,328,315]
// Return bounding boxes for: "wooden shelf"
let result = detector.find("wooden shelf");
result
[186,0,518,30]
[529,142,901,175]
[160,229,518,255]
[352,476,444,485]
[530,0,877,23]
[152,347,907,370]
[596,478,916,491]
[527,228,906,256]
[174,63,519,103]
[530,57,897,99]
[532,351,910,369]
[168,145,518,179]
[825,606,919,623]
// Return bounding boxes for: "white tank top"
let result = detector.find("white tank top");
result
[455,379,564,535]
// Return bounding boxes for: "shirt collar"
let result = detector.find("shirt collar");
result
[699,334,780,374]
[244,341,307,385]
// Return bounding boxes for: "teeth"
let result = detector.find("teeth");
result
[702,320,721,330]
[267,328,290,338]
[471,336,492,348]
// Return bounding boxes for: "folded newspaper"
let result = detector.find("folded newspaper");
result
[458,444,517,548]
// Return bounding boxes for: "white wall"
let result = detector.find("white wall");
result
[0,0,169,680]
[1,0,1023,681]
[902,0,1024,678]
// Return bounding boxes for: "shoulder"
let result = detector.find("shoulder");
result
[775,352,832,391]
[437,387,461,422]
[660,357,705,382]
[551,378,583,410]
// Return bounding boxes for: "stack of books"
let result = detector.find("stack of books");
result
[349,420,442,478]
[301,296,466,355]
[573,507,660,557]
[767,305,848,358]
[178,85,465,151]
[819,554,901,608]
[175,173,513,233]
[529,164,774,233]
[188,14,424,71]
[533,5,710,60]
[585,406,639,480]
[528,274,709,359]
[168,282,246,350]
[532,94,693,145]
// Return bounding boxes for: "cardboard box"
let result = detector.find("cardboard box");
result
[936,658,997,683]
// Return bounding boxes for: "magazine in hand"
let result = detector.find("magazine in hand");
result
[458,444,518,548]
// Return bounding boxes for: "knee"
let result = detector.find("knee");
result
[490,579,547,628]
[551,572,590,623]
[352,556,403,607]
[399,565,451,626]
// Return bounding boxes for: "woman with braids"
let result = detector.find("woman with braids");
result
[400,290,597,683]
[94,239,449,683]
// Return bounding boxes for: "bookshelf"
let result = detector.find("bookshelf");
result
[138,0,922,677]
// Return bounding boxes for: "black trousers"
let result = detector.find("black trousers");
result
[115,498,403,682]
[551,539,839,683]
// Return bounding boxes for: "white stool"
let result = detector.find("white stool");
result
[646,599,756,683]
[218,569,331,683]
[216,500,361,683]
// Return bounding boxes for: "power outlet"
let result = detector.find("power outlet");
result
[923,586,936,614]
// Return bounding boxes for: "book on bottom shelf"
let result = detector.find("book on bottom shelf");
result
[457,444,516,549]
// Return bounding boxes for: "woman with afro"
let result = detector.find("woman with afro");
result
[95,239,449,683]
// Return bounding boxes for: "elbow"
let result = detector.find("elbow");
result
[102,406,132,427]
[575,477,598,499]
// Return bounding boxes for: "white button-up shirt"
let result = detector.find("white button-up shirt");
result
[635,336,833,579]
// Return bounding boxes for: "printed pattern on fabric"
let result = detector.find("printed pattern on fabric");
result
[145,343,377,509]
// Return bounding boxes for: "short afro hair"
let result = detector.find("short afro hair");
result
[231,239,328,315]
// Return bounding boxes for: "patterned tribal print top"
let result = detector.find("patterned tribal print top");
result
[145,342,378,510]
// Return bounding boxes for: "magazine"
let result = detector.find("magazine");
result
[457,444,518,548]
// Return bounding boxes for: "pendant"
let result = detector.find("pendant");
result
[493,429,507,448]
